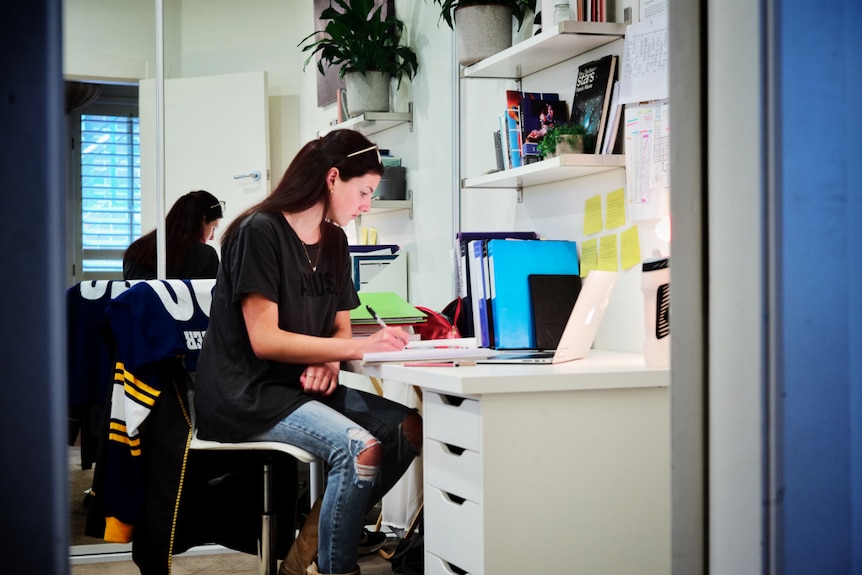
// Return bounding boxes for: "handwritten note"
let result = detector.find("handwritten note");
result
[584,195,603,235]
[620,225,642,269]
[619,16,668,104]
[580,239,598,277]
[605,188,626,229]
[598,235,619,271]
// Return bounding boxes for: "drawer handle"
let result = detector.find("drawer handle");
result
[440,394,467,407]
[440,490,466,506]
[441,443,466,456]
[441,559,468,575]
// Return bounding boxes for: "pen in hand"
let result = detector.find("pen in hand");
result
[366,305,388,329]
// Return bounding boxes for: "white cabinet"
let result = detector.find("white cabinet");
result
[379,351,671,574]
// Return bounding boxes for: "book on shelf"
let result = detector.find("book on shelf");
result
[571,54,618,153]
[506,90,564,167]
[574,0,608,22]
[520,97,569,163]
[493,129,505,171]
[505,107,523,168]
[601,80,623,154]
[498,112,512,170]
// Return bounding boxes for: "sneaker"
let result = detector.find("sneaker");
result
[357,528,387,555]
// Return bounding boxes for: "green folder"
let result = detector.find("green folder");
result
[350,292,427,325]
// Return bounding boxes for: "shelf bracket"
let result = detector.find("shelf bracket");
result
[408,101,413,133]
[516,186,523,203]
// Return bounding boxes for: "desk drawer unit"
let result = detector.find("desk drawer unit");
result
[427,551,475,575]
[423,391,484,573]
[423,391,481,451]
[382,354,671,574]
[424,438,481,503]
[425,485,483,574]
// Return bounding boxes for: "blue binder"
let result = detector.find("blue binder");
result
[487,239,580,349]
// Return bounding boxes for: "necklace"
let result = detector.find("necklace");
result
[300,241,320,272]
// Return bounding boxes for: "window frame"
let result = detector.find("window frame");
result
[67,84,139,284]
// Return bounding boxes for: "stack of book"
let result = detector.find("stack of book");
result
[350,291,426,337]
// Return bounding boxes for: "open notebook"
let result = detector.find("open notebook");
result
[476,270,619,365]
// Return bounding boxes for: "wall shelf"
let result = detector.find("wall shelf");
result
[366,189,413,218]
[462,154,624,190]
[461,21,627,80]
[319,109,413,137]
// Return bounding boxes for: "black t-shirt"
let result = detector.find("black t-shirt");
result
[123,241,220,280]
[193,212,359,442]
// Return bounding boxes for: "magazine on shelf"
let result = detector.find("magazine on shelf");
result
[571,54,618,153]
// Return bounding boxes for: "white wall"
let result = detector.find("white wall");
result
[458,18,665,354]
[62,0,458,309]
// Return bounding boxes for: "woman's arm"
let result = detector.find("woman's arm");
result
[241,292,408,364]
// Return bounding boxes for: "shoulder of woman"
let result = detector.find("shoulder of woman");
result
[242,211,283,232]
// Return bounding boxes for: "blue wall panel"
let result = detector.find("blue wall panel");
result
[778,0,862,572]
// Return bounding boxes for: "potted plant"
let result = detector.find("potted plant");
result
[299,0,419,116]
[430,0,537,66]
[537,123,590,158]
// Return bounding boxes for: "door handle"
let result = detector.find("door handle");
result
[233,170,261,181]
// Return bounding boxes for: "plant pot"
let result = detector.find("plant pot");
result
[552,134,585,156]
[344,71,390,117]
[454,4,514,67]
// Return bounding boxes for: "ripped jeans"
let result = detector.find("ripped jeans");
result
[249,385,421,573]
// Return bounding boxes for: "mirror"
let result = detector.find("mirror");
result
[65,0,281,555]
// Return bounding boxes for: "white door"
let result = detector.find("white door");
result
[139,71,270,249]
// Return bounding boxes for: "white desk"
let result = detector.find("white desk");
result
[373,350,671,575]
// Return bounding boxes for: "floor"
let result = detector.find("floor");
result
[70,545,398,575]
[68,445,399,575]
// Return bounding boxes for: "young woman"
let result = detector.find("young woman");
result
[193,129,422,575]
[122,189,223,279]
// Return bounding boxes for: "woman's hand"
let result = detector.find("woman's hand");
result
[300,361,340,396]
[363,326,411,353]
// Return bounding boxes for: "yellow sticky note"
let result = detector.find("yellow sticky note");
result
[360,226,369,245]
[369,228,378,245]
[598,234,619,271]
[584,195,603,235]
[620,225,642,270]
[605,188,626,229]
[580,238,598,277]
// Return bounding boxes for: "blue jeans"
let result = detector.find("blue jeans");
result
[249,385,420,573]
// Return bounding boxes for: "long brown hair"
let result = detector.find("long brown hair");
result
[221,129,384,253]
[124,189,222,275]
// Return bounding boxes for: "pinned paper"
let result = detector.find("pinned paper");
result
[360,227,369,245]
[620,225,642,269]
[605,188,626,229]
[584,195,603,235]
[368,228,378,245]
[580,238,598,277]
[598,234,619,271]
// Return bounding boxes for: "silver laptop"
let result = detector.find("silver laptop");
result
[477,270,619,365]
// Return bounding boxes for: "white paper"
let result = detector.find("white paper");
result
[624,100,670,221]
[639,0,668,20]
[619,16,669,105]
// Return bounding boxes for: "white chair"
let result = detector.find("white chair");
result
[189,422,325,574]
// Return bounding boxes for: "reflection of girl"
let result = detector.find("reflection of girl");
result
[123,190,223,280]
[194,129,422,575]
